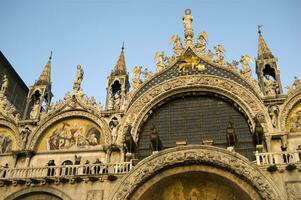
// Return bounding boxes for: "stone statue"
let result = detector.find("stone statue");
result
[196,31,208,53]
[268,105,279,128]
[113,93,121,110]
[213,45,226,65]
[154,51,167,73]
[143,68,153,80]
[20,127,31,149]
[30,98,40,119]
[131,66,142,90]
[205,50,213,60]
[109,118,119,144]
[240,55,253,79]
[292,76,301,89]
[170,35,183,50]
[73,65,84,92]
[228,60,239,71]
[1,75,8,94]
[264,75,276,96]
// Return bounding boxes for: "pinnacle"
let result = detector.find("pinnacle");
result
[113,45,126,76]
[36,53,51,85]
[257,32,274,60]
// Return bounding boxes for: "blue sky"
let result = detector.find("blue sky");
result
[0,0,300,103]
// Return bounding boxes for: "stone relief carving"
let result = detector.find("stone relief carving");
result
[286,182,301,200]
[109,146,283,200]
[86,190,103,200]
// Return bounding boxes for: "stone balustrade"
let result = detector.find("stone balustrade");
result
[0,162,132,180]
[255,151,300,166]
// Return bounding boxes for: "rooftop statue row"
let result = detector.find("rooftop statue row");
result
[129,9,300,100]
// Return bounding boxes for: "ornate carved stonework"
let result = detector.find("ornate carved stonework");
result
[109,145,284,200]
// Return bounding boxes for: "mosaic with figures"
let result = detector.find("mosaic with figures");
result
[0,127,17,154]
[38,118,104,151]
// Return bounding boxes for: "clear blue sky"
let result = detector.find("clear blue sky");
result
[1,0,300,103]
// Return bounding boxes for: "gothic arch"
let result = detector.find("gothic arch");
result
[29,110,111,150]
[119,75,270,144]
[108,145,284,200]
[279,90,301,131]
[4,186,72,200]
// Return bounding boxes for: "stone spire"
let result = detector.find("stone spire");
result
[183,9,194,47]
[112,43,126,76]
[255,27,283,96]
[257,28,274,60]
[36,51,52,85]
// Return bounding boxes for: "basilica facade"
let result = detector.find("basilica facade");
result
[0,9,301,200]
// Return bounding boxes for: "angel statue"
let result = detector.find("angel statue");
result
[131,66,142,90]
[196,31,208,53]
[170,35,183,56]
[239,55,254,79]
[154,51,167,73]
[170,35,182,49]
[143,68,153,80]
[73,65,84,92]
[213,45,226,65]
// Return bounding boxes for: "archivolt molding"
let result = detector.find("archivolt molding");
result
[109,145,284,200]
[128,46,262,106]
[4,186,72,200]
[119,75,269,144]
[279,89,301,131]
[29,110,111,150]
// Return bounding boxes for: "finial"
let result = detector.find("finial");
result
[185,9,191,15]
[49,51,53,60]
[183,9,194,47]
[257,25,263,34]
[122,42,125,51]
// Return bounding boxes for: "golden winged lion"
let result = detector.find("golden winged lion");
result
[178,55,205,72]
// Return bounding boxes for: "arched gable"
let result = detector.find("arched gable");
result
[29,110,111,151]
[280,89,301,131]
[128,47,262,108]
[4,186,72,200]
[0,119,21,152]
[109,145,284,200]
[118,75,270,144]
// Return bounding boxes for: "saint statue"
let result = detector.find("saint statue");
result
[196,32,208,53]
[264,75,276,96]
[213,45,226,65]
[20,127,31,149]
[131,66,142,90]
[1,75,8,94]
[154,52,166,73]
[30,98,40,119]
[143,68,153,80]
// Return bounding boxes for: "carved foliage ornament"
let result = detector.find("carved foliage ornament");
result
[109,146,283,200]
